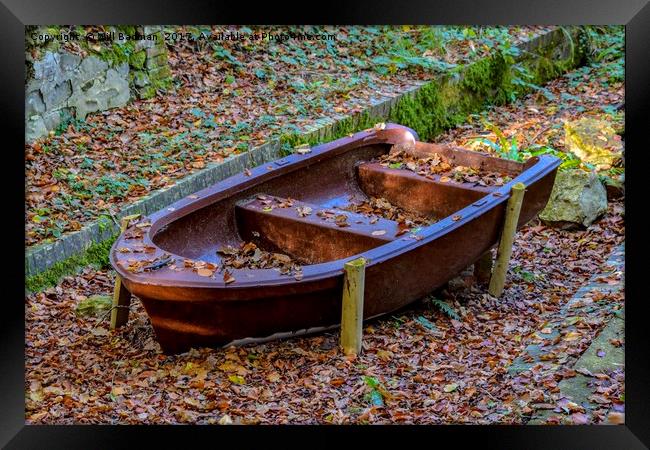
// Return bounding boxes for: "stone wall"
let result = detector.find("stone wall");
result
[25,26,173,142]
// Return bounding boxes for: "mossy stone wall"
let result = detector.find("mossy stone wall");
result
[25,25,174,141]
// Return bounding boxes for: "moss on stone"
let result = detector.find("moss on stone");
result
[75,294,113,317]
[25,235,117,293]
[388,82,447,141]
[137,85,157,99]
[91,41,134,67]
[386,52,515,141]
[129,50,146,69]
[148,65,172,81]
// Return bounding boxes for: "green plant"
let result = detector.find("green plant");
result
[472,121,523,161]
[362,376,386,407]
[54,115,92,135]
[469,121,582,169]
[425,297,460,320]
[512,266,537,282]
[580,26,624,84]
[524,145,582,170]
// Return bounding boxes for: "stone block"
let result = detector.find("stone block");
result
[25,90,45,119]
[60,53,81,72]
[42,109,63,130]
[71,56,109,87]
[42,80,72,110]
[68,68,130,118]
[25,116,48,142]
[105,69,130,108]
[33,52,64,84]
[145,44,167,59]
[116,62,130,78]
[148,65,172,82]
[133,71,150,88]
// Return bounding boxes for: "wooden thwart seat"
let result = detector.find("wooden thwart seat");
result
[357,162,495,219]
[235,195,403,264]
[394,141,525,174]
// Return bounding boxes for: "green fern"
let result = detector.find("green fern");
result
[427,297,460,320]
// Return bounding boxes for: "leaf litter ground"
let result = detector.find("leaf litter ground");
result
[25,199,624,424]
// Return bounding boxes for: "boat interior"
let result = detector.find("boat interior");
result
[151,141,529,267]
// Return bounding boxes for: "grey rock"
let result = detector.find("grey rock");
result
[68,68,130,118]
[72,56,109,86]
[33,52,63,83]
[539,170,608,228]
[115,62,129,78]
[68,79,106,118]
[105,69,130,108]
[60,53,81,72]
[133,71,149,87]
[25,116,48,142]
[26,78,41,94]
[42,109,63,130]
[42,80,72,110]
[25,50,137,142]
[25,90,45,119]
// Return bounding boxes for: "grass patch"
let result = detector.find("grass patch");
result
[26,236,117,293]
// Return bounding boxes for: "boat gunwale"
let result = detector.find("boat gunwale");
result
[110,124,560,291]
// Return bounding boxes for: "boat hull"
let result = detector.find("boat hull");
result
[112,124,559,353]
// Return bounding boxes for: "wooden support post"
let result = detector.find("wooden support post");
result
[340,257,366,356]
[110,214,140,329]
[474,251,493,284]
[488,183,526,297]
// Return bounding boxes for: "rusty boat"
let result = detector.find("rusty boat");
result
[110,123,560,353]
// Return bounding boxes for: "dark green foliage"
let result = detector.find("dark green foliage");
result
[26,236,116,293]
[580,26,624,84]
[388,82,447,141]
[426,297,460,320]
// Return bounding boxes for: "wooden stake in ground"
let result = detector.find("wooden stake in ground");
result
[340,257,366,356]
[489,183,526,297]
[110,214,140,329]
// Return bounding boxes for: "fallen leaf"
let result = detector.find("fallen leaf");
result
[444,383,458,393]
[267,372,281,383]
[219,414,233,425]
[607,412,624,425]
[223,270,236,284]
[197,268,214,277]
[228,375,245,385]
